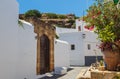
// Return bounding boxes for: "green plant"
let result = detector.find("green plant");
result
[100,60,104,66]
[55,34,59,39]
[25,9,41,18]
[113,0,119,5]
[84,0,120,51]
[57,14,67,19]
[18,20,24,29]
[45,13,58,19]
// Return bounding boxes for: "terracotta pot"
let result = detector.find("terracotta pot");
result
[103,50,120,71]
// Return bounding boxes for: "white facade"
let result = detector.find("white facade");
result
[0,0,70,78]
[83,32,102,56]
[57,19,103,66]
[17,21,37,79]
[0,0,38,79]
[76,20,86,31]
[18,21,71,79]
[56,27,77,34]
[59,32,85,66]
[17,21,71,79]
[58,31,102,66]
[0,0,19,79]
[54,39,70,68]
[0,0,103,78]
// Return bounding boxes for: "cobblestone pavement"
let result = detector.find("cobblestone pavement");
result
[39,66,89,79]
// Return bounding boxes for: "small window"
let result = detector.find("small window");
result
[87,44,91,50]
[82,34,86,39]
[71,44,75,50]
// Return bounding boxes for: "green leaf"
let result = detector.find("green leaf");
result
[18,20,24,29]
[113,0,119,5]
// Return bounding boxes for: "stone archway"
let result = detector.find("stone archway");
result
[31,19,55,75]
[40,34,50,74]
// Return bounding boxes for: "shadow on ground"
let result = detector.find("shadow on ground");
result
[39,74,65,79]
[39,68,74,79]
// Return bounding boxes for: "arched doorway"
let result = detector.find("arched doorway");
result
[40,34,50,74]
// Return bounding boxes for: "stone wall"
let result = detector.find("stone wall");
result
[91,71,120,79]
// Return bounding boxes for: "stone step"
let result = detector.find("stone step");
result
[76,68,91,79]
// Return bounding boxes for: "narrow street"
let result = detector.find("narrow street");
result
[39,67,89,79]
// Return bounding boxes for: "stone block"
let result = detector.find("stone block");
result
[91,70,120,79]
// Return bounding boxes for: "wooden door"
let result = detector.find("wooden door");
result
[40,34,50,74]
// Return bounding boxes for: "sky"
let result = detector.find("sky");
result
[17,0,95,17]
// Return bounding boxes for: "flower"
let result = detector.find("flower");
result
[84,0,120,51]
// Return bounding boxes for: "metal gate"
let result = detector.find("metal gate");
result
[85,56,103,66]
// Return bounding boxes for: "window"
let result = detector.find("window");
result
[71,44,75,50]
[87,44,91,50]
[82,34,86,39]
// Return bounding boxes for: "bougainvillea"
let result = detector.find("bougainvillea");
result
[84,0,120,51]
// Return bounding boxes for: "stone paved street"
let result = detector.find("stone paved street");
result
[39,67,89,79]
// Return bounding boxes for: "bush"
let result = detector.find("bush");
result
[25,9,41,18]
[57,14,67,19]
[45,13,58,19]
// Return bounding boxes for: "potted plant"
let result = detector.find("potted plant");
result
[84,0,120,71]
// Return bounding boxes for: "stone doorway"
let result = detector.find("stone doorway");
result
[23,18,55,75]
[40,34,50,74]
[32,20,55,75]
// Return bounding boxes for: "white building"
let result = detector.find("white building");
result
[0,0,19,79]
[17,21,37,79]
[18,20,71,79]
[0,0,70,78]
[54,40,70,68]
[0,0,102,79]
[56,20,103,66]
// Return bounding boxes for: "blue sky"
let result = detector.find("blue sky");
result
[17,0,95,17]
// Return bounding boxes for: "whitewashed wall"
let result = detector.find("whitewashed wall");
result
[59,32,85,66]
[17,21,37,79]
[59,31,102,66]
[18,21,71,79]
[76,20,86,32]
[0,1,37,79]
[83,31,102,56]
[0,0,19,79]
[56,27,77,34]
[54,39,70,68]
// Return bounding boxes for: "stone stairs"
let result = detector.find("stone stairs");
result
[76,68,91,79]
